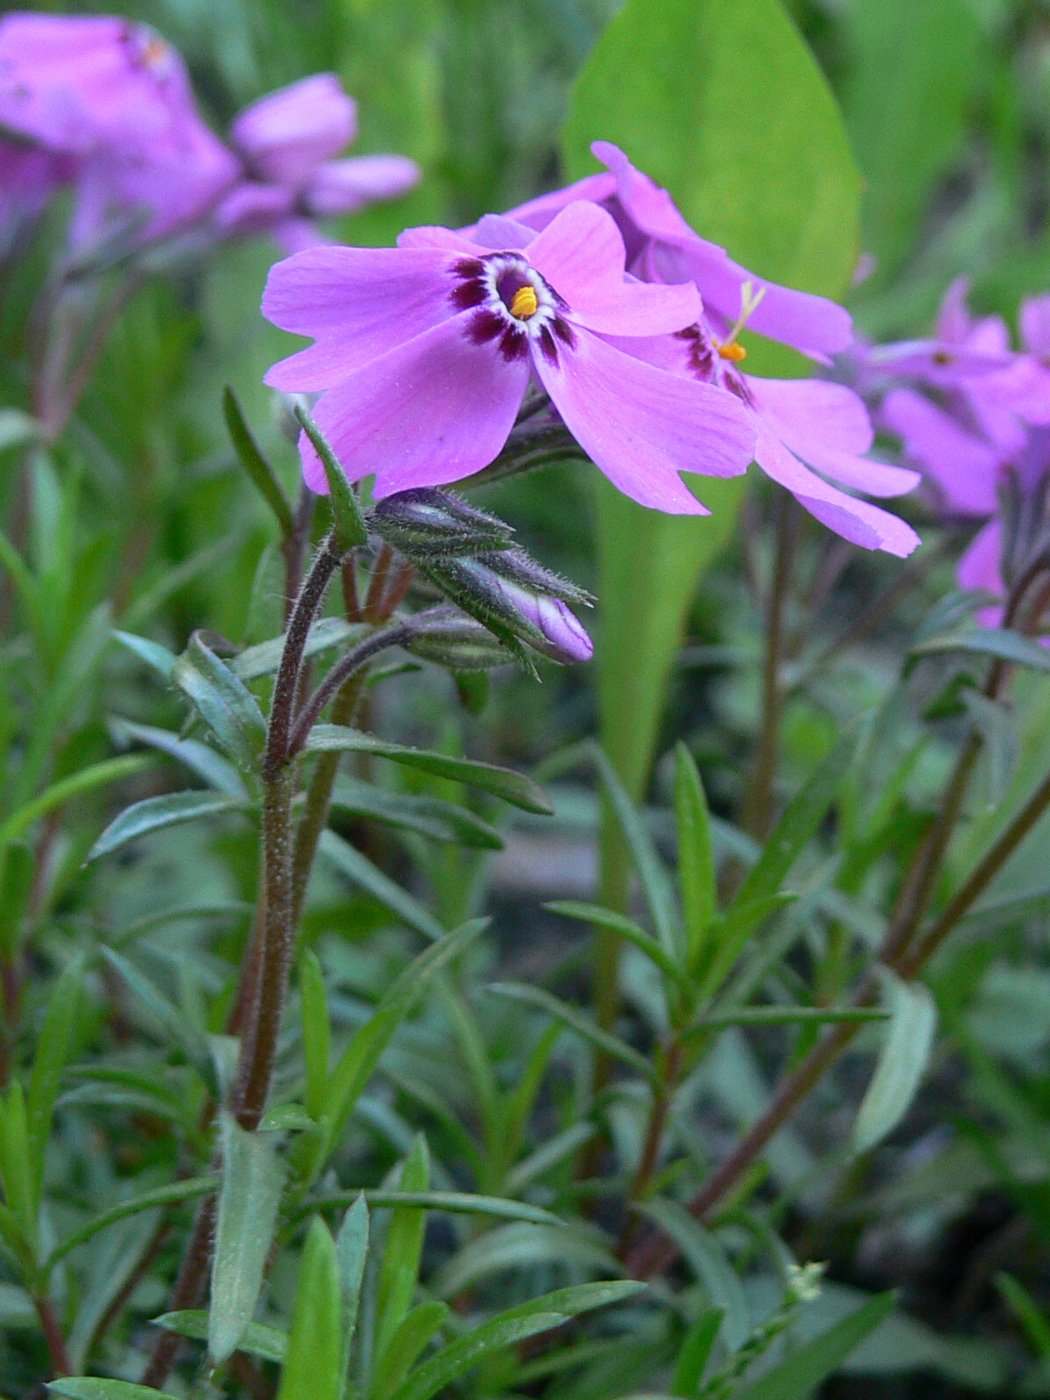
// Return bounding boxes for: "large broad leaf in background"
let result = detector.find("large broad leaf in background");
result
[562,0,861,807]
[842,0,980,286]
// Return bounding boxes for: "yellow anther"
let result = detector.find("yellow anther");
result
[716,340,747,363]
[510,285,539,320]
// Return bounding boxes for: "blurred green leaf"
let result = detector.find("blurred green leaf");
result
[487,981,657,1082]
[49,1381,182,1400]
[641,1200,748,1350]
[112,630,178,683]
[111,719,248,799]
[26,957,83,1204]
[233,619,365,682]
[224,385,294,540]
[99,949,212,1083]
[733,1292,896,1400]
[0,755,152,850]
[374,1301,450,1400]
[675,744,718,972]
[334,1195,369,1385]
[852,974,937,1155]
[46,1178,217,1272]
[672,1307,724,1396]
[843,0,980,277]
[330,777,503,850]
[300,949,331,1123]
[319,830,446,942]
[546,901,685,984]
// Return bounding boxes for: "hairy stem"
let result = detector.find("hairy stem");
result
[285,623,411,759]
[140,1195,216,1387]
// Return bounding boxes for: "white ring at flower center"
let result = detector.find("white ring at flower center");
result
[482,254,560,337]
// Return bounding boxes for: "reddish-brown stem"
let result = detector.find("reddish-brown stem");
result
[33,1292,71,1377]
[140,1195,216,1387]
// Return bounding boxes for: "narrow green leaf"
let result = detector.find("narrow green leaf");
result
[99,949,212,1081]
[26,957,83,1202]
[45,1177,217,1271]
[373,1301,449,1400]
[330,777,503,850]
[310,1191,565,1229]
[0,1082,36,1252]
[300,950,331,1122]
[276,1217,342,1400]
[153,1309,287,1363]
[728,727,858,915]
[375,1136,430,1366]
[911,627,1050,674]
[334,1196,369,1381]
[87,792,244,863]
[675,744,717,970]
[173,634,266,773]
[485,982,656,1083]
[687,1006,888,1035]
[112,629,178,683]
[322,919,488,1155]
[111,719,248,798]
[233,618,365,682]
[733,1292,896,1400]
[0,842,33,962]
[210,1114,286,1365]
[994,1272,1050,1360]
[545,901,685,983]
[0,756,152,849]
[672,1307,724,1397]
[295,407,367,550]
[852,974,937,1155]
[319,830,446,942]
[592,746,682,960]
[224,386,294,539]
[641,1200,748,1351]
[305,726,553,814]
[48,1381,182,1400]
[388,1283,643,1400]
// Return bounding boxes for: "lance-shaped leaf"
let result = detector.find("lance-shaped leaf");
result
[335,1196,368,1383]
[48,1381,183,1400]
[675,744,718,969]
[100,949,212,1084]
[374,1136,430,1371]
[276,1217,342,1400]
[305,726,553,814]
[153,1310,287,1363]
[112,629,178,682]
[88,791,245,863]
[852,973,937,1155]
[486,982,656,1083]
[295,407,367,550]
[233,618,365,682]
[210,1114,286,1366]
[173,634,266,774]
[387,1282,644,1400]
[110,719,247,798]
[733,1292,896,1400]
[329,777,503,849]
[319,830,446,942]
[912,627,1050,675]
[27,957,83,1204]
[224,386,294,540]
[641,1200,748,1351]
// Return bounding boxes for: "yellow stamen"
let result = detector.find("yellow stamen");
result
[510,285,539,320]
[716,340,747,363]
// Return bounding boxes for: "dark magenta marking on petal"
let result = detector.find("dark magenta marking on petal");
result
[538,326,559,366]
[725,372,756,408]
[452,257,485,278]
[498,325,528,362]
[451,277,486,311]
[552,317,575,349]
[467,308,506,345]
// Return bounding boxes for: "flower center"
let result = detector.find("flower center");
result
[509,285,539,320]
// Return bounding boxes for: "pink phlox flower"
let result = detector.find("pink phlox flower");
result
[603,318,920,556]
[494,141,853,363]
[218,74,419,252]
[0,12,238,249]
[262,199,756,511]
[0,138,73,249]
[875,283,1050,623]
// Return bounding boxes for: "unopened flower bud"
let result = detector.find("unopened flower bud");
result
[402,606,514,670]
[419,553,593,669]
[371,488,513,557]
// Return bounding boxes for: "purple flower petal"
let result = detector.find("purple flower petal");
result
[747,377,919,498]
[231,75,355,186]
[397,224,483,253]
[302,312,529,496]
[755,428,920,557]
[881,387,999,516]
[262,245,455,389]
[957,518,1003,598]
[487,171,617,235]
[1021,295,1050,356]
[532,325,754,514]
[469,213,536,249]
[215,181,295,234]
[592,141,853,360]
[272,217,328,254]
[526,200,700,336]
[306,154,420,216]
